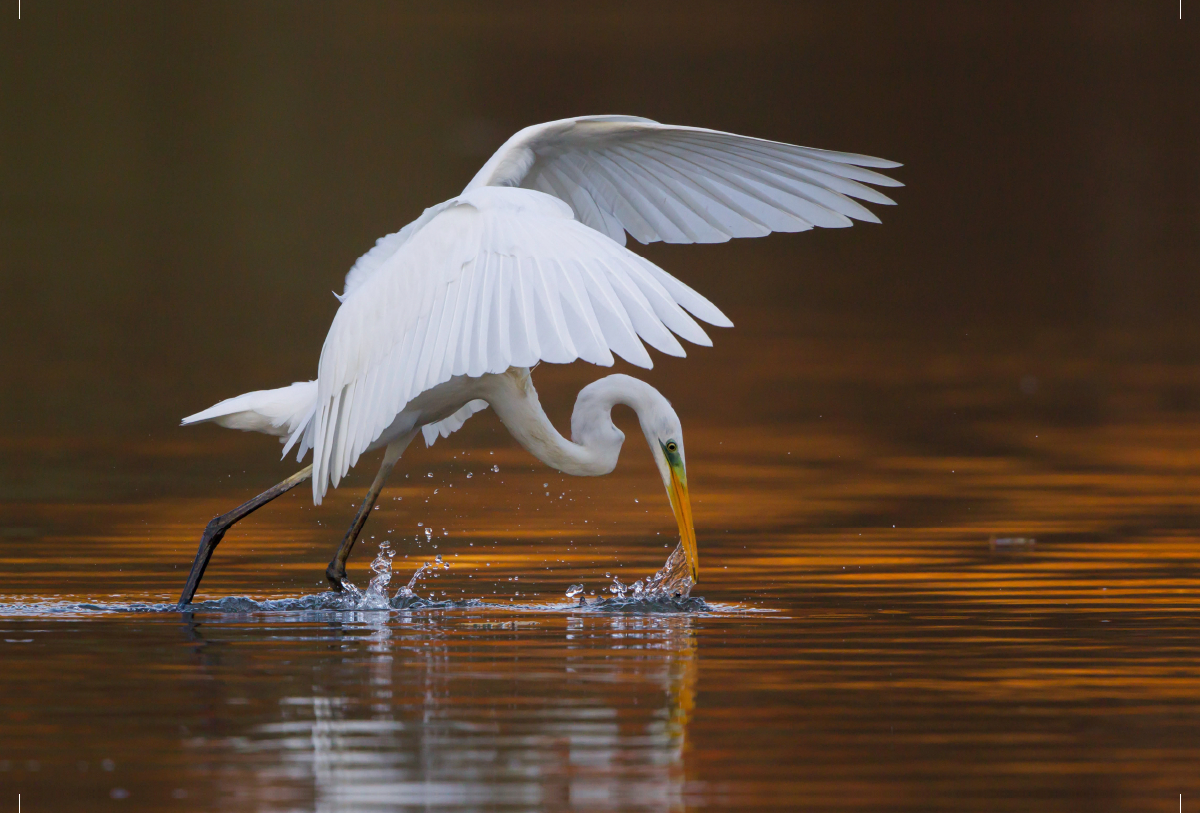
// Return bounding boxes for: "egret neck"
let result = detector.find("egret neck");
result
[481,368,699,581]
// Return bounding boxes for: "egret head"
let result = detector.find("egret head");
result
[635,399,697,584]
[655,435,698,582]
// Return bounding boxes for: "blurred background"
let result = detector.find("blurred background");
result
[2,0,1195,433]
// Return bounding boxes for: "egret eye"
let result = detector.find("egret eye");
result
[665,441,678,453]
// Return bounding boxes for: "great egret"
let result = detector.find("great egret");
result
[177,115,901,606]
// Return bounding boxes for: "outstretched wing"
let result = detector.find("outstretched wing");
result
[308,186,730,502]
[463,115,902,246]
[339,199,457,301]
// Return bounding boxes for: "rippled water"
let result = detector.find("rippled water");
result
[4,332,1200,812]
[8,421,1194,807]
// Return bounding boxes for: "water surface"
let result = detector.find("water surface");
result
[4,330,1200,812]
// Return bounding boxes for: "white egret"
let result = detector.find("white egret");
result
[177,115,901,605]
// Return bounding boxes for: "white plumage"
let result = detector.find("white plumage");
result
[184,115,902,506]
[182,380,316,438]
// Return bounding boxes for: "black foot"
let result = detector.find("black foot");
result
[325,562,345,592]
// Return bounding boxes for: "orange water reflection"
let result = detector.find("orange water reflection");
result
[4,331,1200,811]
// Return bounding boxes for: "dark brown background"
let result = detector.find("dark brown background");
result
[1,0,1196,443]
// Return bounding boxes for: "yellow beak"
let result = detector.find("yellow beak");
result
[666,462,698,582]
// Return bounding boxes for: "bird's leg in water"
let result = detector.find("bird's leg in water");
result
[325,434,414,591]
[178,464,313,607]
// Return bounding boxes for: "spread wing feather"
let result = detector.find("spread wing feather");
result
[304,116,901,501]
[308,187,723,502]
[464,115,901,247]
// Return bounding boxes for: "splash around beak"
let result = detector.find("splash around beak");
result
[661,443,698,582]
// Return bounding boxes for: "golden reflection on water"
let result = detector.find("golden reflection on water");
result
[3,332,1200,811]
[175,614,698,812]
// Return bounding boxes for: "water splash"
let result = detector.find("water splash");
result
[592,542,707,612]
[8,541,709,617]
[337,579,362,602]
[606,541,694,601]
[331,547,393,611]
[392,553,451,609]
[359,540,396,610]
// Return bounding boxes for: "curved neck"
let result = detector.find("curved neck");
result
[480,369,665,477]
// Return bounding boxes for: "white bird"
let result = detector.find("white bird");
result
[177,115,901,606]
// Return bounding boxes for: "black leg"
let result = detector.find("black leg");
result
[177,465,313,607]
[325,434,414,591]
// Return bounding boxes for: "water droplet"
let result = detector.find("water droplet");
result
[466,472,473,478]
[492,465,500,473]
[607,575,628,599]
[359,539,394,609]
[565,583,584,598]
[425,528,433,539]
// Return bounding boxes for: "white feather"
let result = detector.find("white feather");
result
[422,399,489,447]
[310,186,729,501]
[463,115,900,245]
[182,381,316,439]
[187,115,900,506]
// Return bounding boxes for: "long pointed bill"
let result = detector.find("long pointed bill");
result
[666,461,698,582]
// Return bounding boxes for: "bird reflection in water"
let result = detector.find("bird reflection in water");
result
[180,613,698,812]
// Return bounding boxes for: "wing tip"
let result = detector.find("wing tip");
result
[696,303,734,329]
[618,349,655,369]
[843,155,904,171]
